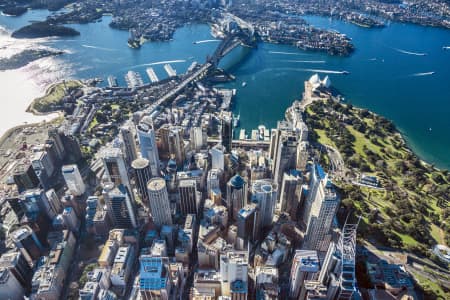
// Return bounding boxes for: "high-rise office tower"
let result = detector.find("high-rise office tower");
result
[62,164,86,196]
[11,226,44,267]
[303,166,340,252]
[0,251,33,291]
[131,158,152,204]
[220,111,233,152]
[226,175,248,221]
[101,147,131,191]
[190,126,205,151]
[12,161,39,193]
[139,256,171,299]
[45,189,63,215]
[147,178,172,227]
[137,116,160,177]
[168,126,185,166]
[178,179,198,216]
[0,268,25,300]
[210,144,225,171]
[279,170,303,220]
[206,169,221,198]
[237,203,258,250]
[120,123,138,168]
[251,179,278,231]
[220,250,249,298]
[103,183,137,229]
[269,121,299,185]
[23,189,58,220]
[289,250,320,299]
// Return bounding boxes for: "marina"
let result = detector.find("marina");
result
[124,70,144,88]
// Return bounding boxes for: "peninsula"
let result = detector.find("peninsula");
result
[0,49,64,71]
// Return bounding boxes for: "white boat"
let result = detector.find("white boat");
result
[241,81,247,87]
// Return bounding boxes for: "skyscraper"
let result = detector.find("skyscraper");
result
[220,111,233,152]
[168,126,185,166]
[220,250,249,298]
[101,147,131,191]
[131,158,152,204]
[226,174,248,221]
[190,126,205,151]
[210,144,225,171]
[120,123,138,168]
[237,203,258,249]
[103,183,137,229]
[11,226,44,267]
[178,179,198,216]
[303,165,340,252]
[251,179,278,231]
[137,117,160,177]
[289,250,320,299]
[269,121,299,186]
[279,170,303,220]
[62,164,86,196]
[147,178,172,227]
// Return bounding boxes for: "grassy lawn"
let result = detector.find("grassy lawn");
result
[315,129,336,147]
[30,80,83,113]
[411,271,448,300]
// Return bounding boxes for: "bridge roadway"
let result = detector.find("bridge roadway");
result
[148,16,254,112]
[207,138,270,149]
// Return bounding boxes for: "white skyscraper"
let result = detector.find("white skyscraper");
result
[220,250,249,298]
[190,126,204,151]
[251,179,278,231]
[147,178,172,227]
[304,165,340,252]
[137,116,160,176]
[62,164,86,196]
[289,250,320,298]
[210,144,225,170]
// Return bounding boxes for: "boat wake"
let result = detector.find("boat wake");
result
[299,68,349,74]
[282,60,326,64]
[194,39,220,44]
[82,44,117,51]
[393,48,427,56]
[269,51,306,56]
[409,71,435,77]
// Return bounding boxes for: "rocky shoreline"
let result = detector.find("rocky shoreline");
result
[0,48,64,71]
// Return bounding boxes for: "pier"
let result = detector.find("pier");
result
[164,64,177,77]
[146,67,159,83]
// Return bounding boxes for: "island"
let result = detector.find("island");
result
[1,6,27,17]
[0,49,64,71]
[11,21,80,39]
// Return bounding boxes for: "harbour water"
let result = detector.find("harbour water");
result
[0,11,449,168]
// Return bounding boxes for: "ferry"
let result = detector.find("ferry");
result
[342,71,350,75]
[443,46,450,50]
[107,76,118,88]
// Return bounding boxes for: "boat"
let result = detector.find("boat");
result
[443,46,450,50]
[241,81,247,87]
[342,71,350,75]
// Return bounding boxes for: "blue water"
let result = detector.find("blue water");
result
[1,11,450,168]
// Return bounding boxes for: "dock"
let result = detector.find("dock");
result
[107,76,118,88]
[239,129,246,140]
[164,64,177,77]
[125,71,144,88]
[146,67,159,83]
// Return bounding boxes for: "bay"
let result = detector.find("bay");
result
[0,10,449,169]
